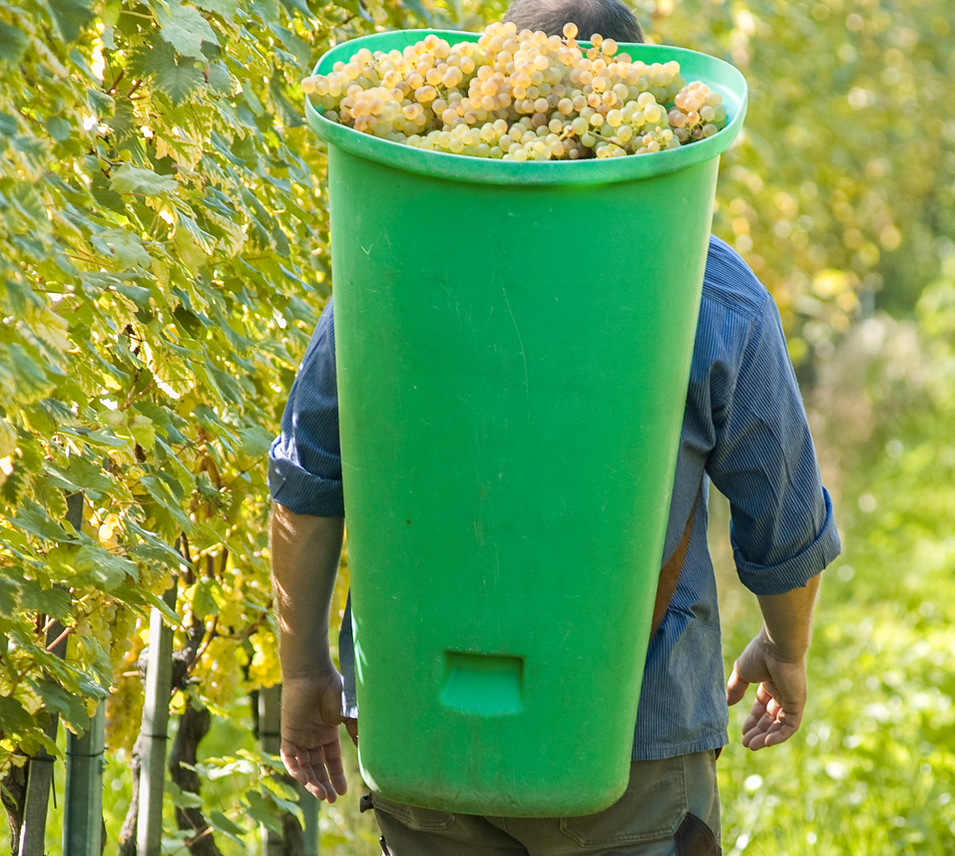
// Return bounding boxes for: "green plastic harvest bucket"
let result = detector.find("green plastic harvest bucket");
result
[306,30,747,817]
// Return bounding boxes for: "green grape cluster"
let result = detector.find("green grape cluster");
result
[303,21,728,160]
[72,591,137,671]
[106,629,146,753]
[668,80,726,143]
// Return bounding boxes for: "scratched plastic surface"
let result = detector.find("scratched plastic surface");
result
[310,31,748,817]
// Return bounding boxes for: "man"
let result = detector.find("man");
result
[268,2,841,853]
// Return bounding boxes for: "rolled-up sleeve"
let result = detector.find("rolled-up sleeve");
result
[708,291,841,595]
[268,300,345,517]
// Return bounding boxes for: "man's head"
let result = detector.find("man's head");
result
[503,0,645,42]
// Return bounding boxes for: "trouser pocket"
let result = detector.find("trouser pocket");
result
[558,755,687,847]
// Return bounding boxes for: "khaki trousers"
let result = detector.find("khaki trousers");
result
[370,751,721,856]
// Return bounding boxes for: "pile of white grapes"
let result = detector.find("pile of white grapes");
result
[302,20,728,161]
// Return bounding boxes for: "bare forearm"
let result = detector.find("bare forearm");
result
[755,573,821,661]
[269,503,344,678]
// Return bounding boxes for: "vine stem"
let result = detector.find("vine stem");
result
[106,70,125,96]
[166,824,214,853]
[193,616,218,664]
[45,625,73,653]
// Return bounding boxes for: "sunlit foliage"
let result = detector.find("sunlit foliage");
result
[650,0,954,362]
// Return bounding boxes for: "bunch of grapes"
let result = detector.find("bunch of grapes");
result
[105,614,147,752]
[668,80,726,143]
[71,590,138,672]
[302,21,728,161]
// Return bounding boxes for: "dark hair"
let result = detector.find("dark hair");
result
[503,0,645,42]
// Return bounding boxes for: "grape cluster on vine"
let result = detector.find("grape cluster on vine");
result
[302,21,728,160]
[71,590,138,672]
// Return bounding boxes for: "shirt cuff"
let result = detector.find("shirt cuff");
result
[735,488,841,595]
[267,447,346,518]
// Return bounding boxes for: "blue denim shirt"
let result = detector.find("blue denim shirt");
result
[268,235,841,761]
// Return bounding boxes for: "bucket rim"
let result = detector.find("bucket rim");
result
[305,30,748,186]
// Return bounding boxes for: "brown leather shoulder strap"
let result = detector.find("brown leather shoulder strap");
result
[650,482,703,638]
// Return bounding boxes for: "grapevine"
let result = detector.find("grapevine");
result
[303,21,728,160]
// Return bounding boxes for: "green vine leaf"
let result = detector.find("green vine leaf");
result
[110,164,178,196]
[48,0,96,42]
[26,678,91,732]
[156,56,206,105]
[155,0,219,58]
[0,22,29,65]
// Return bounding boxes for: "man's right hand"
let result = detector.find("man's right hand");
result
[280,670,359,803]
